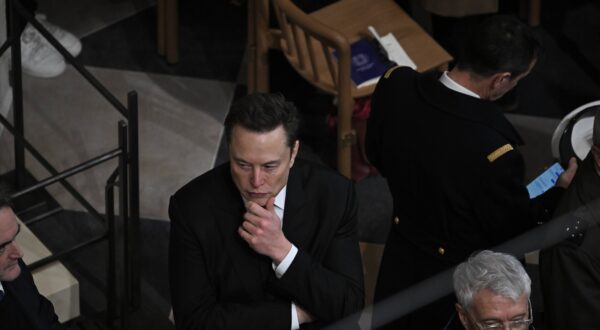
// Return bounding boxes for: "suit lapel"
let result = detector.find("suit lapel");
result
[282,162,310,249]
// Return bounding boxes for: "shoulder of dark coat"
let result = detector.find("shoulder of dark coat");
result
[171,162,231,203]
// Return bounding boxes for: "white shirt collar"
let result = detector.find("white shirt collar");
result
[274,186,287,212]
[0,281,4,296]
[439,71,481,99]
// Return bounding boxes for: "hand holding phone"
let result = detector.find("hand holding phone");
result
[527,162,565,199]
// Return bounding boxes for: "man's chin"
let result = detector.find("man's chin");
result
[2,264,21,281]
[247,197,268,207]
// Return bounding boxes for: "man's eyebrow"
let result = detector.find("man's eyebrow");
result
[0,224,21,249]
[509,313,527,320]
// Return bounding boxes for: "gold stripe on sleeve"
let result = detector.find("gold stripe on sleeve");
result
[383,66,401,79]
[487,144,514,162]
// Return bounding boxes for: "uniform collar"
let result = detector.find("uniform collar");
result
[439,71,481,99]
[418,71,524,145]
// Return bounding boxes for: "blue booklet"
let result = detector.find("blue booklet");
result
[335,38,390,86]
[527,162,564,199]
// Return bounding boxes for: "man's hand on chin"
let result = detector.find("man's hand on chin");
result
[296,305,314,325]
[238,197,292,264]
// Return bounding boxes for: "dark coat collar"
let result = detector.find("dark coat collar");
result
[417,71,524,145]
[4,260,51,330]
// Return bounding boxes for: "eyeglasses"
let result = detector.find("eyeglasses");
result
[472,299,534,330]
[476,319,533,330]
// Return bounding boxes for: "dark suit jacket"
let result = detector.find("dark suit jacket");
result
[169,159,364,330]
[539,154,600,330]
[366,67,563,329]
[0,259,64,330]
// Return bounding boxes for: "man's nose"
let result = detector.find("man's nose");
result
[251,168,264,187]
[9,242,24,259]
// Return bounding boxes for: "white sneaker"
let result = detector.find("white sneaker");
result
[34,14,82,57]
[21,25,66,78]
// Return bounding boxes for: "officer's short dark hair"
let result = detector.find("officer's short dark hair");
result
[455,15,542,78]
[224,93,300,148]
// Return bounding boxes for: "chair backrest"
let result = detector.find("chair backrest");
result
[551,100,600,163]
[271,0,353,99]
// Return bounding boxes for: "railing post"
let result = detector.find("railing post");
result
[8,0,25,188]
[127,91,140,308]
[105,170,119,326]
[118,120,130,330]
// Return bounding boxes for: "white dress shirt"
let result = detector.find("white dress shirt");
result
[439,71,481,99]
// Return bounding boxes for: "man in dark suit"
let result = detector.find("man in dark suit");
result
[539,144,600,329]
[366,15,577,329]
[0,197,64,330]
[169,93,364,329]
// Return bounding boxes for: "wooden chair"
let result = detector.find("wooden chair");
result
[249,0,452,178]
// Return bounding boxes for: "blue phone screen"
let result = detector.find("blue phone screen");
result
[527,162,565,199]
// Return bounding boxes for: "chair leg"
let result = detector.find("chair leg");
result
[337,98,354,179]
[247,0,258,94]
[157,0,166,56]
[528,0,541,27]
[165,0,179,64]
[519,0,541,27]
[255,0,270,92]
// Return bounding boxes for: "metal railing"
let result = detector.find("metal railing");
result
[0,0,140,328]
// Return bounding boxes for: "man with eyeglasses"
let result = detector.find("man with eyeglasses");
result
[452,250,533,330]
[0,197,64,329]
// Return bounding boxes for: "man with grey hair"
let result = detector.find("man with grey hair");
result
[453,250,533,330]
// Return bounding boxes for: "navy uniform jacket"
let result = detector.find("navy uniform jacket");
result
[169,159,364,329]
[366,67,563,329]
[0,259,64,330]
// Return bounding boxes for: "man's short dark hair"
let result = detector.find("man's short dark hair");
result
[455,15,542,78]
[224,93,300,148]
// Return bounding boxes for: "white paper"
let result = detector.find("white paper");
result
[368,25,417,70]
[379,33,417,70]
[356,77,381,88]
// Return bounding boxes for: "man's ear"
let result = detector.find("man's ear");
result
[456,303,470,330]
[492,72,512,89]
[289,140,300,167]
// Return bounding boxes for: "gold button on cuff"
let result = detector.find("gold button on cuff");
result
[393,216,400,225]
[438,247,445,256]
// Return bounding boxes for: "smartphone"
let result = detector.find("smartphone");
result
[527,162,565,199]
